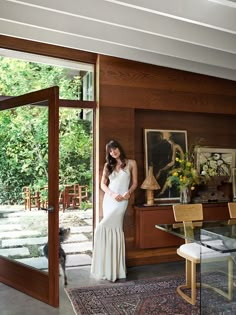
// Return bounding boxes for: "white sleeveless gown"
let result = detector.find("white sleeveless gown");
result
[91,162,131,282]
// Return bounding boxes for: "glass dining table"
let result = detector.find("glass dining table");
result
[156,219,236,314]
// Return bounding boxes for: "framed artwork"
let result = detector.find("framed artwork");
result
[232,168,236,200]
[144,129,188,202]
[195,147,236,178]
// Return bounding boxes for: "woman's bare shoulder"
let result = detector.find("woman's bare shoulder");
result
[127,159,137,167]
[102,163,109,174]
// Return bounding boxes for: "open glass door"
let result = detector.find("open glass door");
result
[0,87,59,307]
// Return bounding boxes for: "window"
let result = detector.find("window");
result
[0,48,94,101]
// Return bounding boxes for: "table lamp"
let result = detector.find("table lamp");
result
[141,166,160,205]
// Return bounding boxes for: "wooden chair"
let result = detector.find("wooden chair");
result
[63,185,77,210]
[23,186,40,211]
[41,186,68,211]
[39,186,48,210]
[173,203,233,305]
[58,189,66,211]
[227,202,236,237]
[60,184,89,211]
[228,202,236,219]
[72,184,88,208]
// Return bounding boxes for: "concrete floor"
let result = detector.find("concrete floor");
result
[0,261,185,315]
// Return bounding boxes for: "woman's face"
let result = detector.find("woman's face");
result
[162,132,171,140]
[109,147,120,159]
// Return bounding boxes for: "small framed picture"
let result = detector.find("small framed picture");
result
[232,168,236,200]
[195,147,236,178]
[144,129,188,202]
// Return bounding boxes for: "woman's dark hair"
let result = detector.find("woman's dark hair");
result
[105,140,127,175]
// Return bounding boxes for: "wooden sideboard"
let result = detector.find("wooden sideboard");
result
[134,203,230,250]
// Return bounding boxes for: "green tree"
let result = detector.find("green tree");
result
[0,57,82,99]
[0,57,92,205]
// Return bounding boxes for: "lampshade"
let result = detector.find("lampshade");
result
[141,166,160,206]
[141,166,160,190]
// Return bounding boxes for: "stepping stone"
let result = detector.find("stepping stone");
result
[83,219,92,225]
[2,236,48,248]
[0,224,22,232]
[0,206,24,213]
[24,254,92,271]
[71,226,92,233]
[6,210,47,218]
[65,234,88,242]
[66,254,92,267]
[0,247,30,257]
[16,256,48,270]
[0,230,41,239]
[77,209,92,216]
[0,218,20,224]
[62,242,92,253]
[79,213,92,219]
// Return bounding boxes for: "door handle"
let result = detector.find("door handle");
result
[41,206,54,212]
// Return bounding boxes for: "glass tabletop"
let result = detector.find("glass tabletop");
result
[155,219,236,253]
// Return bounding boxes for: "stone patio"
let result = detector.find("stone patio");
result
[0,206,93,270]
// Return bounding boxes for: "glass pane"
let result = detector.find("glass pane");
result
[59,107,93,201]
[0,103,49,274]
[200,228,236,314]
[0,50,94,101]
[82,71,94,101]
[58,107,93,267]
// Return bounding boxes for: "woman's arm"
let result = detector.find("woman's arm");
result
[123,159,138,199]
[101,163,124,201]
[100,163,112,195]
[129,159,138,194]
[156,143,184,179]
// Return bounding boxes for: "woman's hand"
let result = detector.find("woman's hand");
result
[112,193,124,202]
[156,169,161,179]
[122,191,131,200]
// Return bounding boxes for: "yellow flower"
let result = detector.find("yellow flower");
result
[166,152,208,191]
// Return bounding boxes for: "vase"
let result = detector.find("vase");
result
[180,186,191,204]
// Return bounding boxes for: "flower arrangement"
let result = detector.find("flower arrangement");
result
[166,153,207,192]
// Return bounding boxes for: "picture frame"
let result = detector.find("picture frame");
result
[195,147,236,178]
[232,168,236,200]
[144,129,188,202]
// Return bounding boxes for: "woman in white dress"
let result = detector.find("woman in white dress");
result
[91,140,138,282]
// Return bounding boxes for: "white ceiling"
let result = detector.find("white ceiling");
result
[1,0,236,81]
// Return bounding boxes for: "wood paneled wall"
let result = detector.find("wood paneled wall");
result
[135,110,236,206]
[98,55,236,265]
[99,55,236,114]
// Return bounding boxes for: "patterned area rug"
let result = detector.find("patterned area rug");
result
[65,274,200,315]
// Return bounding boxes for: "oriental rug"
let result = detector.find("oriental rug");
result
[65,274,200,315]
[65,273,236,315]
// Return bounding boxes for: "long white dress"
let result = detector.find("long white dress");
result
[91,161,131,282]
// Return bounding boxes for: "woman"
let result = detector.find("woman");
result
[156,131,185,197]
[91,139,138,282]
